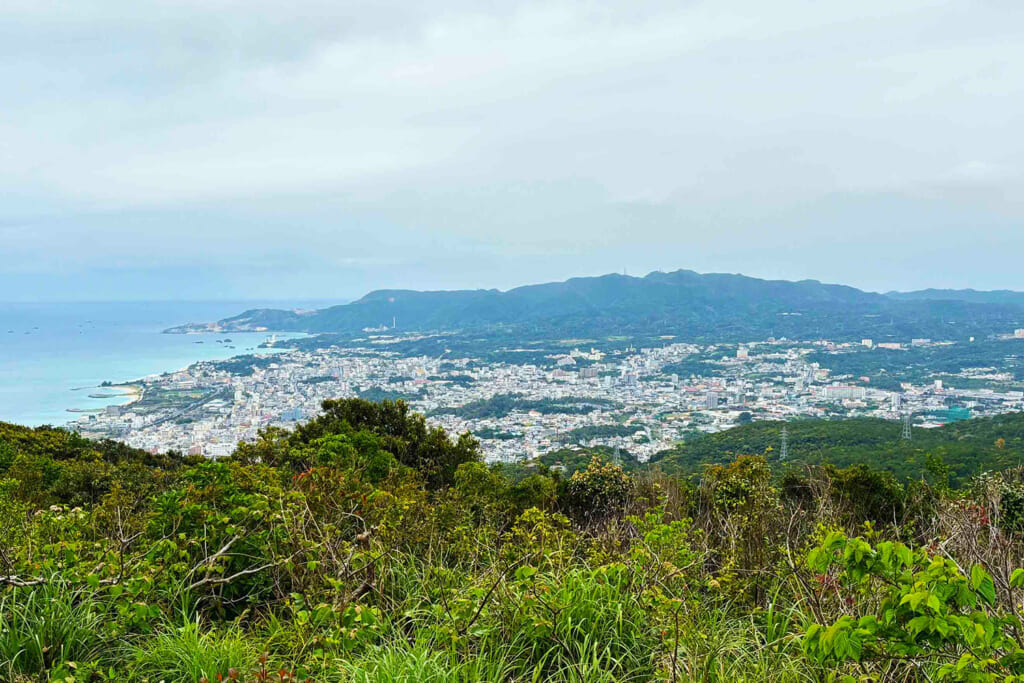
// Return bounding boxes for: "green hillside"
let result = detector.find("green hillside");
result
[652,412,1024,484]
[5,403,1024,681]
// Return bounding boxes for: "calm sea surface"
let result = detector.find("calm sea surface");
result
[0,300,328,427]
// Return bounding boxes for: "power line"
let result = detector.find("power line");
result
[902,413,913,441]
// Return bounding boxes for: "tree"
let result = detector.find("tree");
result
[280,399,481,489]
[562,456,631,525]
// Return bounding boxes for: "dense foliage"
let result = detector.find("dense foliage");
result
[0,421,182,508]
[429,394,619,420]
[6,402,1024,681]
[653,413,1024,486]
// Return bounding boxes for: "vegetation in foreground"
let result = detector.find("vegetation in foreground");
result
[5,402,1024,681]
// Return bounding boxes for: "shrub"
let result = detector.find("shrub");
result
[802,530,1024,681]
[999,482,1024,535]
[562,457,630,526]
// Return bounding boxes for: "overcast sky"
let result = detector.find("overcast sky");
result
[2,0,1023,301]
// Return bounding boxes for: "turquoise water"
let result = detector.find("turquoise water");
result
[0,301,327,426]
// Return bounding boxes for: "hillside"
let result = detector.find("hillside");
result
[166,269,1024,342]
[6,399,1024,681]
[651,412,1024,484]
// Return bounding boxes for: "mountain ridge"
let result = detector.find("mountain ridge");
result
[165,269,1024,342]
[885,288,1024,306]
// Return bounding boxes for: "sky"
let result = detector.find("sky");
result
[2,0,1023,302]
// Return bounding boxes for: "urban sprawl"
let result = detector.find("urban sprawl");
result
[74,330,1024,461]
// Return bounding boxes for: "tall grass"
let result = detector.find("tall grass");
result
[340,643,519,683]
[501,567,659,680]
[0,562,823,682]
[126,615,255,682]
[0,582,112,679]
[667,601,815,682]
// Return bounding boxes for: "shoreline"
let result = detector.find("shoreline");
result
[62,334,306,420]
[63,343,301,421]
[66,383,143,414]
[111,384,143,406]
[0,302,317,428]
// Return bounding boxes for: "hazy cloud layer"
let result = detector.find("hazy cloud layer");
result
[2,0,1023,300]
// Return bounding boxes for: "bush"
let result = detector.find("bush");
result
[802,531,1021,681]
[562,457,631,525]
[6,406,1024,682]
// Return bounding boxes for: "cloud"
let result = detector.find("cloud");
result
[2,0,1024,298]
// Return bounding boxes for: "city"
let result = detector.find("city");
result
[75,331,1024,461]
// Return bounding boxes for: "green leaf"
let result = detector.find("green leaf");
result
[978,577,997,606]
[847,633,863,661]
[834,631,850,659]
[908,615,932,635]
[956,584,977,609]
[904,591,928,610]
[515,566,538,581]
[806,548,824,571]
[971,565,989,591]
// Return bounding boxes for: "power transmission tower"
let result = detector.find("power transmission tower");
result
[613,446,622,467]
[780,426,789,461]
[902,413,913,441]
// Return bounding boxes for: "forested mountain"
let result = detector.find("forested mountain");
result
[652,412,1024,485]
[168,269,1024,342]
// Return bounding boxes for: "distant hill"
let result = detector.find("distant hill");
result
[887,288,1024,307]
[166,269,1024,342]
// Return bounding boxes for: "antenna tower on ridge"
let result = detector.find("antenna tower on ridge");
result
[780,425,789,461]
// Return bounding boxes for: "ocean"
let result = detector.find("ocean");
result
[0,300,329,427]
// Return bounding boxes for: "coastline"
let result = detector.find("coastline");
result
[66,384,143,413]
[63,341,305,420]
[112,383,143,406]
[0,301,321,428]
